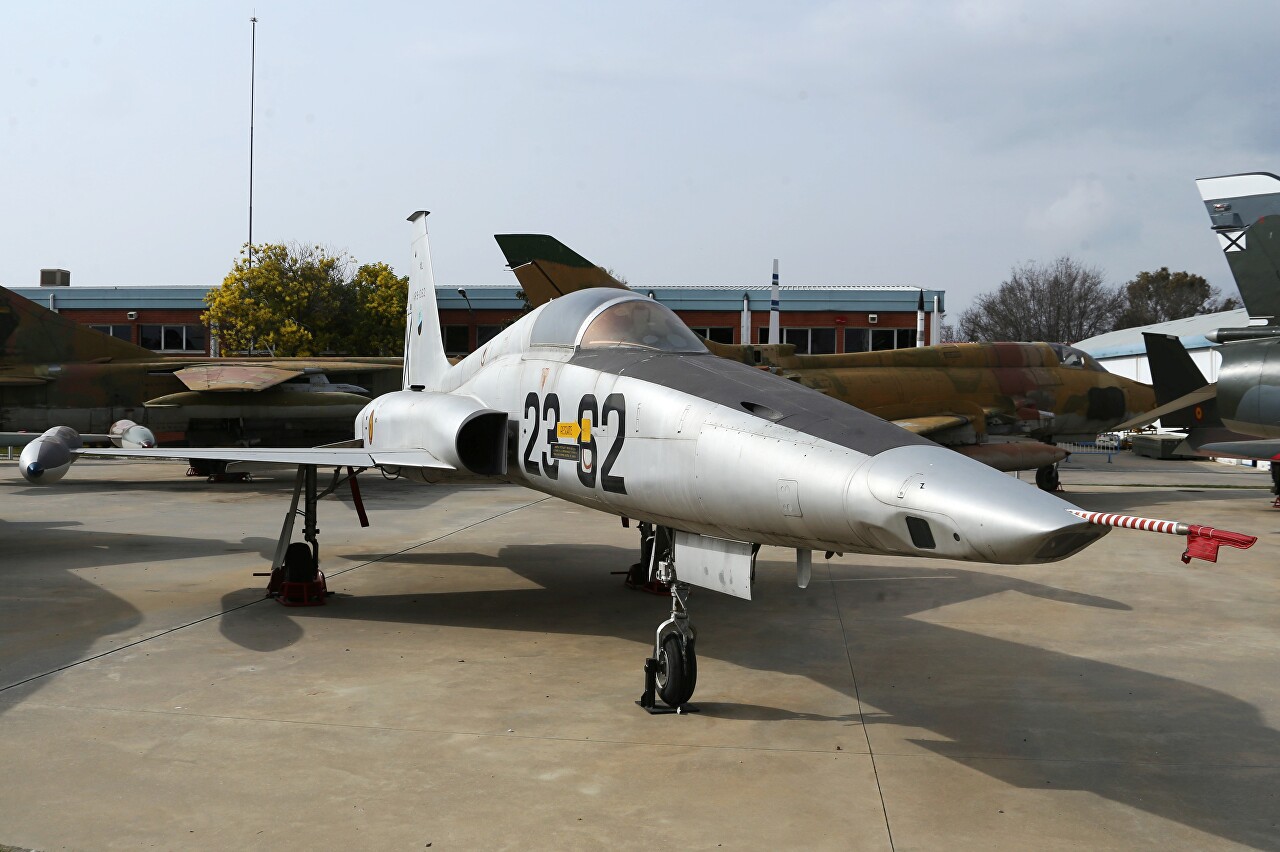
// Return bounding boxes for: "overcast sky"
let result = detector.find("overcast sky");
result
[3,1,1278,315]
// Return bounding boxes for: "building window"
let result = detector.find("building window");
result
[810,328,836,354]
[783,328,808,352]
[847,327,915,352]
[442,325,469,353]
[759,327,838,354]
[139,324,206,352]
[688,327,735,345]
[477,325,503,347]
[868,328,917,351]
[88,325,133,342]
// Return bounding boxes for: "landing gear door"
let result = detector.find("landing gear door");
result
[673,531,754,600]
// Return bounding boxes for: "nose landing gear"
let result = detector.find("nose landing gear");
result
[638,552,699,714]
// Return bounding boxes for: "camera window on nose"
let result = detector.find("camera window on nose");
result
[905,516,936,549]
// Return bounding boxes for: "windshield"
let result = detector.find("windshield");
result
[1049,342,1106,372]
[579,299,707,353]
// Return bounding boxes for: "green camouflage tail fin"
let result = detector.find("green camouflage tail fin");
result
[0,284,156,365]
[1197,172,1280,324]
[493,234,629,307]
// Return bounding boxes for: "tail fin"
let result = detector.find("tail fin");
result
[493,234,629,308]
[0,284,156,365]
[402,211,451,390]
[1197,172,1280,323]
[1142,332,1220,429]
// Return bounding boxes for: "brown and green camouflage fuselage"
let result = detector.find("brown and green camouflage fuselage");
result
[494,233,1158,459]
[0,284,402,447]
[704,339,1155,443]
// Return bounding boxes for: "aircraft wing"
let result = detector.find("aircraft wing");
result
[891,414,973,436]
[1193,439,1280,461]
[74,446,454,470]
[1113,385,1217,431]
[1,431,115,447]
[173,364,305,392]
[0,374,51,386]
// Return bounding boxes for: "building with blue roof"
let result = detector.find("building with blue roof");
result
[8,280,946,357]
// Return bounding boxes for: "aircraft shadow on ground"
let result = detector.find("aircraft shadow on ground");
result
[0,521,146,696]
[215,542,1279,849]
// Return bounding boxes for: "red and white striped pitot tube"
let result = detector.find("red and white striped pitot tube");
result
[1068,510,1257,564]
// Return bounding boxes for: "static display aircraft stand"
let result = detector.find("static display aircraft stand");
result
[254,464,369,607]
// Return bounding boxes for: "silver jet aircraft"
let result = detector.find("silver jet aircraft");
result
[22,212,1256,710]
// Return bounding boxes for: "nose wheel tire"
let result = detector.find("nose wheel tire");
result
[1035,464,1060,492]
[656,632,697,708]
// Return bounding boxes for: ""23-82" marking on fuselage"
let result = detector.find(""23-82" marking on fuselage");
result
[522,391,627,494]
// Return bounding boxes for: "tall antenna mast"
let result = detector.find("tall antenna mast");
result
[248,15,258,263]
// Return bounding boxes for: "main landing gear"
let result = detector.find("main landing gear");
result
[257,464,368,606]
[635,525,699,714]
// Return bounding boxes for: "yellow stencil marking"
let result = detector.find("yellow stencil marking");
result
[556,417,592,441]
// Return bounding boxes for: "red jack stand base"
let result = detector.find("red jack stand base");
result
[275,571,328,607]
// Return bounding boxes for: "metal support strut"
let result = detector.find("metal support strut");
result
[260,465,329,606]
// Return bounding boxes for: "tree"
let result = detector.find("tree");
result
[205,243,407,356]
[346,261,410,355]
[1116,267,1238,328]
[958,257,1125,343]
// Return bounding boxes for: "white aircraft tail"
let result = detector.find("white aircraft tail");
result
[403,211,452,390]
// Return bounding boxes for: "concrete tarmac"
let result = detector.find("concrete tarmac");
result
[0,453,1277,850]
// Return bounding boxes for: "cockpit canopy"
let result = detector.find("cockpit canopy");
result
[529,289,707,353]
[1048,342,1106,372]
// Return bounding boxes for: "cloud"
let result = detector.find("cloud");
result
[1026,179,1112,248]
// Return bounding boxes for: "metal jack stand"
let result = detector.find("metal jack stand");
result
[256,465,328,606]
[256,465,369,605]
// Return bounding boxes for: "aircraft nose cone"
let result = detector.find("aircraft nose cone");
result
[860,445,1106,564]
[24,462,43,479]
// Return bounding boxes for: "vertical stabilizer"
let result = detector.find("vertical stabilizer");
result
[1142,332,1220,428]
[0,284,156,364]
[1197,172,1280,323]
[492,234,629,307]
[403,211,451,390]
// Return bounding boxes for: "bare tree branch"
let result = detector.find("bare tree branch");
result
[958,257,1125,343]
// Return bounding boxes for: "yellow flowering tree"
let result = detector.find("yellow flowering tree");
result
[204,243,406,356]
[347,261,409,355]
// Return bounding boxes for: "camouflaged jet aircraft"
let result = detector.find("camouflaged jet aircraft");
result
[0,282,402,469]
[494,235,1157,491]
[1119,172,1280,470]
[24,211,1254,711]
